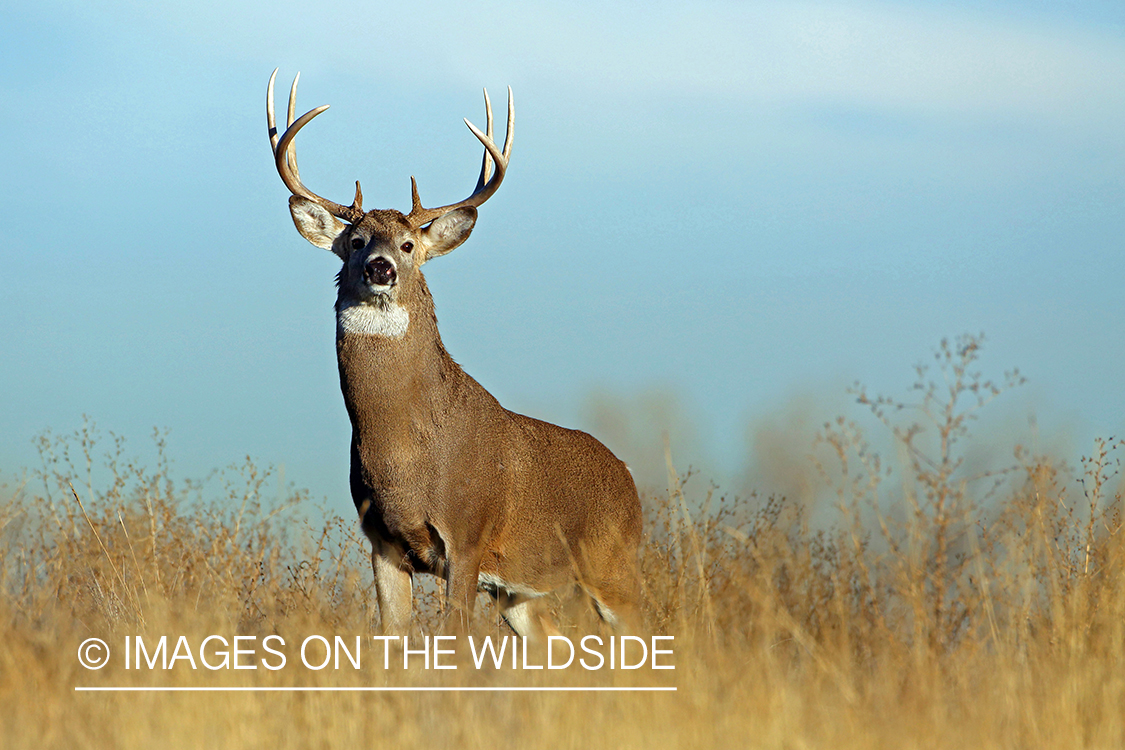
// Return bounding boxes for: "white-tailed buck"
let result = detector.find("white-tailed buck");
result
[266,70,642,637]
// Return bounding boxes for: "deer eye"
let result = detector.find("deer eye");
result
[401,241,414,253]
[350,236,365,250]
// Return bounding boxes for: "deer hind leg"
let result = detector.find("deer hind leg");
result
[591,596,641,634]
[503,595,558,641]
[371,538,413,635]
[497,591,559,643]
[588,566,643,635]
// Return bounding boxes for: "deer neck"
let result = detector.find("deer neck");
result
[334,274,455,429]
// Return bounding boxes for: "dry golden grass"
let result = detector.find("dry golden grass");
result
[2,335,1123,749]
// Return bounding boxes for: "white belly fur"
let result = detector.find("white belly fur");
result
[478,572,548,599]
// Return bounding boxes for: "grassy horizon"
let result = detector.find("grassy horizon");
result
[2,335,1123,748]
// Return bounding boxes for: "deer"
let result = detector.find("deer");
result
[266,70,642,640]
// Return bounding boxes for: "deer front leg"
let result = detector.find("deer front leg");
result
[371,538,413,635]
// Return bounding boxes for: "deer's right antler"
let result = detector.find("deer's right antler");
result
[267,69,364,223]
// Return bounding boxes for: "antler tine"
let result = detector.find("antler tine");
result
[408,86,513,227]
[500,86,514,162]
[464,85,513,205]
[267,69,285,154]
[475,88,494,192]
[287,72,299,128]
[285,72,301,179]
[266,69,361,221]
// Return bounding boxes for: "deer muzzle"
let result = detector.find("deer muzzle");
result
[364,256,397,288]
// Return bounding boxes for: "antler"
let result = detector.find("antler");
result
[267,70,512,228]
[406,87,514,227]
[267,69,364,223]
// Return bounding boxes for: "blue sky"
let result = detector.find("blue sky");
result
[2,1,1122,500]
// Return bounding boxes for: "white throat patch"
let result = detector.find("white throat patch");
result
[337,301,410,339]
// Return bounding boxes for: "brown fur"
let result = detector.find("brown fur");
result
[268,74,641,637]
[335,244,642,635]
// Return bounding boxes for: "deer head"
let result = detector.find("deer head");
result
[266,70,513,335]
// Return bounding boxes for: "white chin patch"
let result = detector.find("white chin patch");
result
[337,301,409,339]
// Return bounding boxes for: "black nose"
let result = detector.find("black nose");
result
[364,256,396,287]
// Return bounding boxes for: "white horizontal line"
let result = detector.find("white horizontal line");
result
[75,686,676,692]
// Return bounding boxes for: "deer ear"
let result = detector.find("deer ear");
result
[289,196,348,258]
[420,207,477,263]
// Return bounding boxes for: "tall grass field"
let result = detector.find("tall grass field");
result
[2,335,1122,748]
